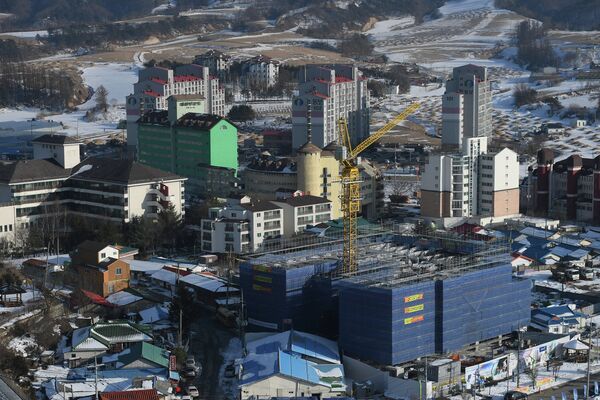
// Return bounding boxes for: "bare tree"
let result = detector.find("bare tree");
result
[95,85,109,112]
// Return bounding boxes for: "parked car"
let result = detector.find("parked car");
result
[504,391,528,400]
[182,367,196,378]
[224,362,236,378]
[187,386,199,398]
[186,356,196,368]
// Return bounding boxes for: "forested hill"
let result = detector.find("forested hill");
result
[495,0,600,31]
[0,0,213,29]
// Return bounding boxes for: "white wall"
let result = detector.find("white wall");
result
[0,204,16,243]
[240,374,342,400]
[421,155,452,192]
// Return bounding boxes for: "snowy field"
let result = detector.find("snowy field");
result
[0,63,138,150]
[371,0,600,170]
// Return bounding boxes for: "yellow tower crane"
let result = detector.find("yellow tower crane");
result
[337,102,420,275]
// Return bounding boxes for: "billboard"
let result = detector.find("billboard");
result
[465,354,513,388]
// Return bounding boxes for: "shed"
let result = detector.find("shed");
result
[0,283,26,307]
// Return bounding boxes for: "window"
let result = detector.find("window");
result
[101,252,106,259]
[116,268,122,275]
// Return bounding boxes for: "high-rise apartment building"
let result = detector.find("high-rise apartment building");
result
[137,96,238,199]
[292,65,370,150]
[126,64,225,155]
[194,50,231,81]
[242,55,280,89]
[421,65,519,223]
[441,64,492,149]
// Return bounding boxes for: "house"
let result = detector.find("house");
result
[137,305,171,331]
[239,330,347,399]
[103,342,170,370]
[64,320,153,367]
[180,272,239,308]
[70,241,131,297]
[100,389,160,400]
[530,305,587,334]
[149,268,180,294]
[542,123,565,135]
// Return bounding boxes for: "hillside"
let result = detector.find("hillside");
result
[495,0,600,30]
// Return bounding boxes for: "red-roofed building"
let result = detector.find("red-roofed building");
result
[292,64,369,149]
[100,389,160,400]
[126,63,225,154]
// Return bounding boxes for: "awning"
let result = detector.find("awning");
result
[563,339,589,351]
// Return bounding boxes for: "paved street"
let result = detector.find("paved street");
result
[529,372,600,400]
[186,307,235,400]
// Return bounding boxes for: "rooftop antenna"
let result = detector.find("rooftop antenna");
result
[306,100,312,144]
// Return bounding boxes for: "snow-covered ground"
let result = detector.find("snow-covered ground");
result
[0,62,138,149]
[0,30,48,38]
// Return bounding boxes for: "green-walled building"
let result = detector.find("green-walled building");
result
[137,95,238,199]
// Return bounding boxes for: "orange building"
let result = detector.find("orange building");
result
[71,241,131,297]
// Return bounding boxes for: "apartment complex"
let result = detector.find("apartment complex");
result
[421,65,519,224]
[441,64,493,149]
[201,196,283,254]
[126,64,226,154]
[242,142,383,220]
[0,135,185,242]
[526,149,600,224]
[242,54,280,89]
[137,97,238,199]
[292,65,370,150]
[194,50,231,80]
[201,194,332,254]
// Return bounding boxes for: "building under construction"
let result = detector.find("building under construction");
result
[239,225,531,366]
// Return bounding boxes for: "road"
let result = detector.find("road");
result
[529,371,600,400]
[186,307,235,399]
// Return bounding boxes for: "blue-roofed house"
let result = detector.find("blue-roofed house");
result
[239,330,347,399]
[530,305,587,334]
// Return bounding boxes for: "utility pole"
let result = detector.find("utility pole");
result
[588,328,592,399]
[516,327,522,388]
[94,356,99,400]
[179,308,183,347]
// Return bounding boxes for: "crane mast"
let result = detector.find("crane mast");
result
[336,102,420,275]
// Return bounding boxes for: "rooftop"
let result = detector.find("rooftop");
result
[0,159,70,184]
[31,134,79,145]
[279,195,331,207]
[71,157,183,185]
[240,200,281,212]
[100,389,160,400]
[175,113,232,130]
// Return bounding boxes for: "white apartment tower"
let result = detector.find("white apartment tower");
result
[421,65,519,223]
[242,55,280,89]
[292,64,370,150]
[126,64,225,154]
[441,64,492,149]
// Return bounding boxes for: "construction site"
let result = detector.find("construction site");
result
[239,224,532,367]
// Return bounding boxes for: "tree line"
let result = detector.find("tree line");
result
[514,20,558,71]
[0,60,78,110]
[496,0,600,31]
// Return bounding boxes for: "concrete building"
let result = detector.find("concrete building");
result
[126,64,226,154]
[202,194,332,254]
[240,231,531,365]
[527,149,600,224]
[292,65,370,149]
[239,330,346,399]
[137,100,238,199]
[421,64,519,224]
[242,54,280,89]
[441,64,492,150]
[201,196,283,254]
[273,195,333,236]
[243,143,383,220]
[0,134,186,241]
[194,50,231,80]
